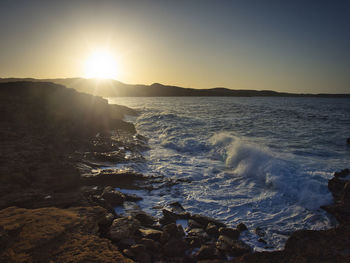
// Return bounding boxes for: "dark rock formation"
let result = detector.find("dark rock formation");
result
[0,206,132,263]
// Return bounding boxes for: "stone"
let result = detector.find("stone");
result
[139,228,163,242]
[108,216,141,241]
[255,227,265,237]
[100,186,125,206]
[206,222,219,237]
[190,214,226,228]
[334,168,350,178]
[139,238,161,252]
[216,235,251,256]
[169,201,186,214]
[237,222,248,232]
[132,211,157,227]
[196,244,220,260]
[188,228,209,240]
[0,206,132,263]
[162,238,189,258]
[218,227,240,240]
[188,219,204,229]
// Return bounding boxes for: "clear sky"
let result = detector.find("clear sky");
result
[1,0,349,93]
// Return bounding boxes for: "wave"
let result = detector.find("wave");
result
[209,132,333,210]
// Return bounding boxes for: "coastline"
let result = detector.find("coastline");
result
[0,81,349,262]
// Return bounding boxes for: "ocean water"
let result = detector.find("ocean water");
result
[107,97,350,251]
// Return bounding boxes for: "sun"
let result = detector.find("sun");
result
[84,51,119,79]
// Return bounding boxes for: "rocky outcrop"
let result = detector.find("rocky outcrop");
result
[0,81,138,210]
[0,206,132,263]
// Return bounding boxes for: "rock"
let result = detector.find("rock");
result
[139,238,161,252]
[0,206,132,263]
[216,235,251,256]
[161,223,185,243]
[162,238,189,258]
[237,222,248,232]
[218,227,240,240]
[190,214,226,228]
[108,216,141,242]
[162,208,190,221]
[185,236,203,248]
[255,227,265,237]
[196,244,221,260]
[188,228,209,240]
[334,168,350,178]
[133,211,157,227]
[258,238,267,244]
[100,186,125,206]
[328,177,347,199]
[206,223,219,238]
[169,201,186,214]
[188,219,204,229]
[139,228,163,242]
[81,170,148,189]
[231,240,252,256]
[124,244,151,263]
[347,138,350,145]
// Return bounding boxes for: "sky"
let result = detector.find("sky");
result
[0,0,349,93]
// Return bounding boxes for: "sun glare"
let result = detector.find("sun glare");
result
[84,51,119,79]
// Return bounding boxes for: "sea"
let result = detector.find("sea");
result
[107,96,350,251]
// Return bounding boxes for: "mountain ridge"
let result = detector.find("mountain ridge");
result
[0,77,349,97]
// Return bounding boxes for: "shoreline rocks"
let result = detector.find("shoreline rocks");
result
[1,81,349,262]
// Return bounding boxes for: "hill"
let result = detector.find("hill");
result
[1,77,349,97]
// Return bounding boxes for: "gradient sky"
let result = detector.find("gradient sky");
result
[1,0,349,93]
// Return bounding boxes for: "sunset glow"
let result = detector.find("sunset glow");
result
[84,51,119,79]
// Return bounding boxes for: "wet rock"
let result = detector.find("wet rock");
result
[159,209,178,225]
[161,223,185,243]
[100,186,125,206]
[190,214,226,228]
[139,238,161,252]
[188,219,204,229]
[88,151,125,163]
[231,240,252,256]
[206,223,219,237]
[169,201,186,214]
[108,216,141,242]
[258,238,267,244]
[139,228,163,242]
[218,227,240,240]
[237,222,248,232]
[185,236,203,248]
[162,238,189,258]
[255,227,265,237]
[196,244,221,260]
[134,212,157,227]
[334,168,350,178]
[81,169,148,189]
[123,244,151,263]
[328,177,347,199]
[188,228,209,240]
[216,235,251,256]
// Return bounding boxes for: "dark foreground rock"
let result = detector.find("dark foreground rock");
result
[0,206,132,263]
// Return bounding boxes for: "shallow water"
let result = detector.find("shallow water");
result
[107,97,350,251]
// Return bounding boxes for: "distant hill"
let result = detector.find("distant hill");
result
[0,77,349,97]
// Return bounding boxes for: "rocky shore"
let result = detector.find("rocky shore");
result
[0,81,349,262]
